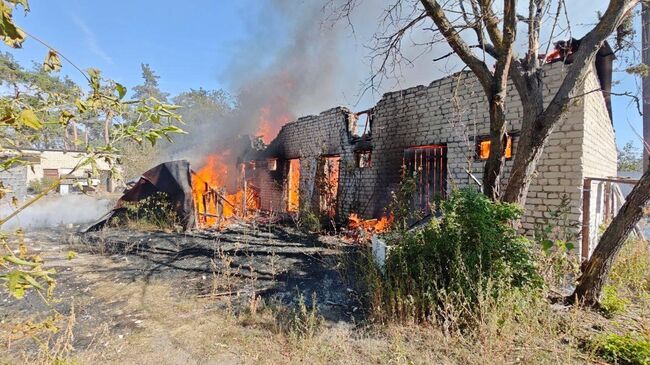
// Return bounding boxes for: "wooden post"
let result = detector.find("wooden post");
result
[582,178,592,261]
[202,182,208,226]
[241,163,247,217]
[604,181,611,222]
[216,190,222,227]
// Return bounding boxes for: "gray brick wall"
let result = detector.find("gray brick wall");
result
[250,62,615,244]
[0,165,28,201]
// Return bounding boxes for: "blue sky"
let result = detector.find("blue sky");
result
[10,1,268,94]
[7,0,646,150]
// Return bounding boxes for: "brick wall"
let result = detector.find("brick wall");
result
[581,67,618,255]
[251,62,616,249]
[0,165,27,201]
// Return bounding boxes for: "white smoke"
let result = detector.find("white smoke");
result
[162,0,455,167]
[162,0,613,168]
[0,195,113,230]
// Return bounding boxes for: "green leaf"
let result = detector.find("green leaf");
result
[7,271,24,299]
[21,272,44,290]
[87,68,101,96]
[66,251,77,260]
[541,239,554,252]
[17,109,42,130]
[43,49,61,72]
[59,110,73,125]
[75,99,87,113]
[115,82,127,100]
[3,255,39,267]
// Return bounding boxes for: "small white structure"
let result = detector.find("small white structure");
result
[0,149,120,200]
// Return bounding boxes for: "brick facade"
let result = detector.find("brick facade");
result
[250,62,616,253]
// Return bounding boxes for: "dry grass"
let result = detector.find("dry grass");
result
[58,279,597,365]
[3,234,650,364]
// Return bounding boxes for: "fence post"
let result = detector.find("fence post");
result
[582,178,592,261]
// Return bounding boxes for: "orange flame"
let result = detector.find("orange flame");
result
[257,105,292,144]
[192,153,260,229]
[287,159,300,212]
[348,213,394,241]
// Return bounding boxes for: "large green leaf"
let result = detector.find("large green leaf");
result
[17,109,42,130]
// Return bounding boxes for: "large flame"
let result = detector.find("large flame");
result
[257,104,292,144]
[192,153,260,228]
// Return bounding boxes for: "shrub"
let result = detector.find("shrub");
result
[298,208,322,233]
[121,192,178,230]
[27,176,57,194]
[372,188,541,325]
[600,285,628,316]
[593,333,650,365]
[532,194,581,291]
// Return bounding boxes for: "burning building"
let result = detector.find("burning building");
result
[237,60,616,258]
[102,47,617,261]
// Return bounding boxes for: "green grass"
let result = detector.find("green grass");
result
[593,333,650,365]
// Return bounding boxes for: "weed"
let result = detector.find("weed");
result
[120,192,179,231]
[532,194,581,291]
[600,285,628,316]
[27,176,58,195]
[281,292,323,341]
[387,173,420,230]
[592,333,650,365]
[297,208,322,233]
[611,239,650,296]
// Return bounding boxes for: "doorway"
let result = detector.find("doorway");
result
[287,159,300,212]
[318,155,341,217]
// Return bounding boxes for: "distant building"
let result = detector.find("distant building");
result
[0,149,120,201]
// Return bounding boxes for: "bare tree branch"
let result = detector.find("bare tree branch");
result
[420,0,494,93]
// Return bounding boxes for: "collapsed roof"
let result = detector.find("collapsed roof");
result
[85,160,196,231]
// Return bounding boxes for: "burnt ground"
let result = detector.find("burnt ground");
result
[0,223,364,361]
[78,223,363,320]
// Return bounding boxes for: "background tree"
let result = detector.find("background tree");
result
[132,63,169,102]
[618,140,644,172]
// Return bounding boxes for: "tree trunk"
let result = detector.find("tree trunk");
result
[569,168,650,306]
[482,97,507,200]
[104,110,114,145]
[72,120,78,144]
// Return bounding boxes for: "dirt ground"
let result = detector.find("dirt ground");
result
[3,224,648,364]
[0,224,364,364]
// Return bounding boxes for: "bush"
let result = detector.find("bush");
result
[370,188,541,325]
[600,285,628,316]
[27,176,57,194]
[298,208,321,233]
[593,333,650,365]
[120,192,178,230]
